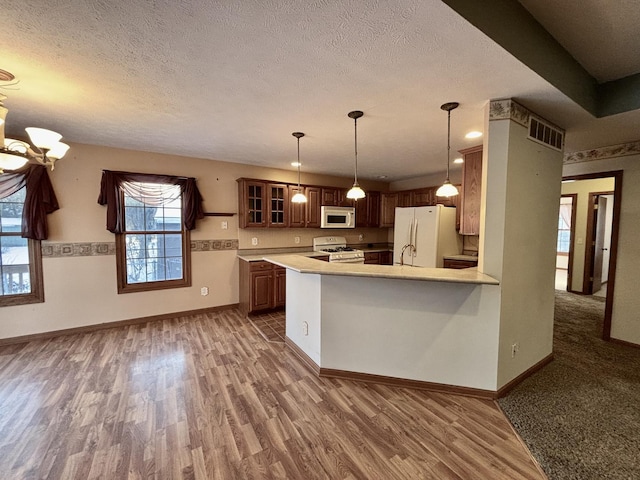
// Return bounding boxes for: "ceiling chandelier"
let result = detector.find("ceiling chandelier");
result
[346,110,365,200]
[291,132,307,203]
[0,70,69,174]
[436,102,460,197]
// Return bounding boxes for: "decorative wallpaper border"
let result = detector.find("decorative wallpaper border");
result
[41,239,239,257]
[489,99,530,127]
[191,239,239,251]
[563,140,640,164]
[42,242,115,257]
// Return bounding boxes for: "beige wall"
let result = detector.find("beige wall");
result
[563,153,640,345]
[1,142,389,340]
[560,177,615,292]
[481,105,563,389]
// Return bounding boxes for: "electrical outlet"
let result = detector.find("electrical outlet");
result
[358,234,364,241]
[201,286,209,296]
[252,237,258,246]
[221,221,228,230]
[302,321,309,336]
[511,342,519,358]
[294,236,300,244]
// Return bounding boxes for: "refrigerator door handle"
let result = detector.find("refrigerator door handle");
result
[412,218,418,256]
[409,218,415,254]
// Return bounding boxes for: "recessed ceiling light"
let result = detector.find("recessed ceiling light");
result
[453,157,464,164]
[465,131,483,139]
[291,161,301,167]
[377,175,388,179]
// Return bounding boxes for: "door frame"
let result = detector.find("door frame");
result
[583,191,613,295]
[560,193,577,292]
[561,170,623,341]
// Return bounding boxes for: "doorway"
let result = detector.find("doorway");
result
[560,171,622,341]
[584,192,614,297]
[555,194,576,291]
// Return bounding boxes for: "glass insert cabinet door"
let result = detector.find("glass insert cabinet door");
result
[269,184,287,227]
[246,182,264,226]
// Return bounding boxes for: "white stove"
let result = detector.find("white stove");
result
[313,236,365,264]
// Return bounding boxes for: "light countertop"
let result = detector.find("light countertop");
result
[263,254,498,285]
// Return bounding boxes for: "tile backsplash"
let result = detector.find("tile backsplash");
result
[237,227,390,250]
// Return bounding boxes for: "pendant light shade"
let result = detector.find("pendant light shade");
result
[436,102,460,198]
[346,110,365,200]
[291,132,307,203]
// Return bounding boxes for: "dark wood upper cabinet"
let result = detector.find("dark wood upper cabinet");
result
[305,186,322,228]
[397,190,413,207]
[321,188,339,206]
[459,145,483,235]
[380,192,398,228]
[413,188,434,206]
[354,191,380,227]
[289,185,306,228]
[238,179,266,228]
[267,183,289,227]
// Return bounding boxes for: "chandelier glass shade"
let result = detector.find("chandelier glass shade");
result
[0,91,69,173]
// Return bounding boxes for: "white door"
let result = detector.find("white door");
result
[412,206,438,268]
[393,207,415,265]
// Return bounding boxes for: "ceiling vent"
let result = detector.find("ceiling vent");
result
[528,115,564,151]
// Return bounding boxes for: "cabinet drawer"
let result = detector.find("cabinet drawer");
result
[443,258,477,269]
[364,252,380,264]
[249,261,273,272]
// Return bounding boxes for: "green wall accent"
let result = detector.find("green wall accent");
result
[598,73,640,117]
[441,0,638,118]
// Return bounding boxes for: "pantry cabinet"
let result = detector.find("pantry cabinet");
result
[459,145,483,235]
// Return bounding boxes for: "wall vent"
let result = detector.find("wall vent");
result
[527,115,564,151]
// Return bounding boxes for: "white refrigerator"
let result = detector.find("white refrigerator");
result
[393,205,462,267]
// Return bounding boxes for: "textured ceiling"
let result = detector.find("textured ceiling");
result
[518,0,640,83]
[1,0,639,182]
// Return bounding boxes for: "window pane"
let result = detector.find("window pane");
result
[145,207,160,231]
[164,234,182,258]
[0,189,25,233]
[124,195,144,207]
[166,257,183,280]
[162,208,182,231]
[147,258,166,281]
[125,206,146,231]
[1,236,31,295]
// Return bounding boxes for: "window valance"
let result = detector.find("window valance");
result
[0,164,60,240]
[97,170,204,233]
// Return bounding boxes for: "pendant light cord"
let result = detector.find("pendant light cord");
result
[446,109,451,182]
[353,116,359,186]
[297,136,302,189]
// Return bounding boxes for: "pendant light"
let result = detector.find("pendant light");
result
[436,102,460,197]
[346,110,365,200]
[291,132,307,203]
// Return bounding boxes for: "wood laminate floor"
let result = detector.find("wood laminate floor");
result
[0,309,545,479]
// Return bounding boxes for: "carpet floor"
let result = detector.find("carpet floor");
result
[498,291,640,480]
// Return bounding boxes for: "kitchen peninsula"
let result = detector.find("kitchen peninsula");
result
[265,255,503,397]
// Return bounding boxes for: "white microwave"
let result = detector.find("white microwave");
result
[321,206,356,228]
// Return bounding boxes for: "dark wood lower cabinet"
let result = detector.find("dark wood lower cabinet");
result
[239,260,286,315]
[364,252,380,264]
[364,251,393,265]
[443,258,478,269]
